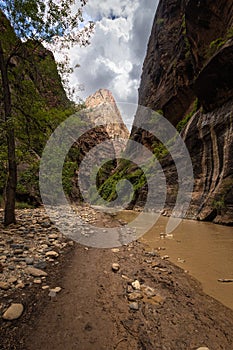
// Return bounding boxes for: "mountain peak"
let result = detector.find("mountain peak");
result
[85,89,117,110]
[84,89,129,153]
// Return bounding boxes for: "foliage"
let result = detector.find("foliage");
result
[92,160,147,205]
[181,14,191,59]
[176,98,199,133]
[152,142,168,160]
[212,196,225,212]
[207,28,233,58]
[156,18,165,25]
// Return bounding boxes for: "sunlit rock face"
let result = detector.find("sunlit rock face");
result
[85,89,129,154]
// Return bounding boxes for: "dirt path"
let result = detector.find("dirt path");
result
[20,242,233,350]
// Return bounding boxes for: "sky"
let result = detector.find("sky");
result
[66,0,159,129]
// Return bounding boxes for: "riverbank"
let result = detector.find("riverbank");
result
[1,207,233,349]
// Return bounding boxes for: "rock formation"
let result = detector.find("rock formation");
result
[85,89,129,154]
[131,0,233,224]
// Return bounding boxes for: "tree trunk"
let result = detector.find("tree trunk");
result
[0,40,17,225]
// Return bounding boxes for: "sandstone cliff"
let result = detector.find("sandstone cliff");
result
[85,89,129,154]
[131,0,233,224]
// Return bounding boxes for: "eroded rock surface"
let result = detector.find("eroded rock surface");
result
[131,0,233,223]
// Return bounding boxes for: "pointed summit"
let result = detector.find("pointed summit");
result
[85,89,129,145]
[86,89,117,109]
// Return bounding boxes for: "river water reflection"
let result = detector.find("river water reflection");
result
[116,211,233,310]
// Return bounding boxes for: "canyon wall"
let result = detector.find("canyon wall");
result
[132,0,233,224]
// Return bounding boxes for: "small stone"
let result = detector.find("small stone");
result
[161,255,169,260]
[26,267,47,277]
[48,290,57,298]
[16,283,25,289]
[25,258,34,265]
[45,251,59,258]
[14,249,24,255]
[111,248,120,253]
[112,263,120,272]
[33,279,42,284]
[0,282,10,290]
[42,285,50,290]
[132,280,141,290]
[128,292,143,301]
[2,303,24,320]
[34,261,47,270]
[8,277,17,284]
[48,233,58,239]
[196,348,209,350]
[50,286,62,293]
[129,302,139,311]
[121,275,131,281]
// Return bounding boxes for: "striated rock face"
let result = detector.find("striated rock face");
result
[136,0,233,126]
[85,89,129,153]
[132,0,233,224]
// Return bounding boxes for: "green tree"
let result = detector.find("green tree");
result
[0,0,94,225]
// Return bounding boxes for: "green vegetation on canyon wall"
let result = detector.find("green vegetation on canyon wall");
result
[0,10,83,208]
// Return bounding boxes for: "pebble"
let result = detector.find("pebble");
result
[196,348,209,350]
[132,280,141,290]
[0,282,10,290]
[48,234,58,239]
[33,279,42,284]
[42,285,50,290]
[50,287,62,293]
[111,248,120,253]
[112,263,120,272]
[48,290,57,298]
[25,258,34,265]
[8,277,17,284]
[45,251,59,258]
[129,302,139,310]
[26,267,48,277]
[2,303,24,320]
[161,255,170,260]
[34,261,47,270]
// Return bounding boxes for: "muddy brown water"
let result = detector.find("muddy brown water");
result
[116,211,233,310]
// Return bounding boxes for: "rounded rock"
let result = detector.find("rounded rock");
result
[2,303,24,320]
[112,263,120,272]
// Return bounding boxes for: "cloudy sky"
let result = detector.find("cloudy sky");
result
[66,0,158,129]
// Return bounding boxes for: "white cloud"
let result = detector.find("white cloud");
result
[62,0,159,129]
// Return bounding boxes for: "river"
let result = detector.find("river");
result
[116,211,233,310]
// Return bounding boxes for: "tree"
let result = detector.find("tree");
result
[0,0,94,225]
